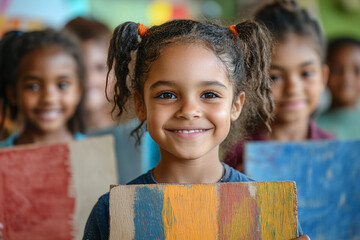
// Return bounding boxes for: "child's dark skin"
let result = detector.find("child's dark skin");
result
[327,43,360,110]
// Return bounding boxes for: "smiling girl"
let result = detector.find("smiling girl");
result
[224,0,335,173]
[83,19,309,239]
[0,29,85,147]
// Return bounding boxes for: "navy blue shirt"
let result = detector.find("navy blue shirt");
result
[82,163,302,239]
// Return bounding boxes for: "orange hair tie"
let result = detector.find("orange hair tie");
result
[137,23,148,38]
[229,25,238,36]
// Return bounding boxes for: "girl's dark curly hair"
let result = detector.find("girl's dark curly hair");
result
[0,29,86,134]
[255,0,326,63]
[106,19,274,148]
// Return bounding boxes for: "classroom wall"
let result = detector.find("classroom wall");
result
[0,0,199,36]
[3,0,358,41]
[318,0,360,39]
[88,0,197,29]
[210,0,360,40]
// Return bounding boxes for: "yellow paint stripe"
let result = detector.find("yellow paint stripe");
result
[256,182,298,239]
[162,185,218,240]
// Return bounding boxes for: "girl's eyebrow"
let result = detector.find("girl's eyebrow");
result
[150,80,175,89]
[200,80,227,89]
[22,74,72,81]
[150,80,227,89]
[299,60,317,67]
[21,75,41,81]
[57,75,72,79]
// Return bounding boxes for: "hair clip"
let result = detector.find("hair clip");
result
[229,25,238,36]
[137,23,148,38]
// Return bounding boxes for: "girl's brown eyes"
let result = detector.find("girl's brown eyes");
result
[58,81,70,90]
[270,74,282,82]
[201,91,219,99]
[25,83,40,91]
[156,91,176,99]
[155,91,220,100]
[301,70,314,78]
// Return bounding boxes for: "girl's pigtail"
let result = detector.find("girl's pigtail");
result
[235,20,274,131]
[106,22,140,117]
[0,31,21,133]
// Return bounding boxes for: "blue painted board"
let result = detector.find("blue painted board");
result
[245,140,360,240]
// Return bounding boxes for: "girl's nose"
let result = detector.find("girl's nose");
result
[175,98,201,120]
[41,85,58,103]
[285,75,302,93]
[343,69,355,84]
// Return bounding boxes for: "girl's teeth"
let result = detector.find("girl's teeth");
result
[38,110,61,120]
[175,129,205,133]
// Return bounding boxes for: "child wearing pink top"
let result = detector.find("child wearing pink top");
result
[224,1,335,172]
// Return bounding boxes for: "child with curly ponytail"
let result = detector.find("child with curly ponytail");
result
[83,19,308,240]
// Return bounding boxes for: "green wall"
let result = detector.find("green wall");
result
[318,0,360,39]
[89,0,148,29]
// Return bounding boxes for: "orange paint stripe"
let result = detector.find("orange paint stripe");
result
[162,185,218,240]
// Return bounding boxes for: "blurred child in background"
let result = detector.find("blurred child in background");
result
[64,17,129,132]
[224,0,335,172]
[0,29,85,147]
[326,37,360,111]
[316,37,360,139]
[64,17,159,183]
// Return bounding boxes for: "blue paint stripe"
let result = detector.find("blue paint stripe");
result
[134,186,165,239]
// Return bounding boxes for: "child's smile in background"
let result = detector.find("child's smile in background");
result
[136,43,243,163]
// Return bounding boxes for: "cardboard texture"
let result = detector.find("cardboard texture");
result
[0,135,117,240]
[245,140,360,240]
[88,120,160,184]
[109,182,298,240]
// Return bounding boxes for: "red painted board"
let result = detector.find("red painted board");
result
[0,144,75,240]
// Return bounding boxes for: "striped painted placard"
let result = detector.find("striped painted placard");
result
[109,182,298,240]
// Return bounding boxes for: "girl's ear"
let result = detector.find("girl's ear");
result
[134,91,147,121]
[231,92,245,121]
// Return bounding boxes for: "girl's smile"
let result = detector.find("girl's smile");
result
[167,127,211,139]
[279,99,306,110]
[34,109,62,121]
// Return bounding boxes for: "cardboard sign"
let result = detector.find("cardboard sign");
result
[0,135,118,240]
[109,182,298,240]
[245,140,360,240]
[0,144,74,240]
[88,120,160,184]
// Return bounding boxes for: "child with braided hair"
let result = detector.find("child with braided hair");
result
[0,28,86,240]
[83,19,309,239]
